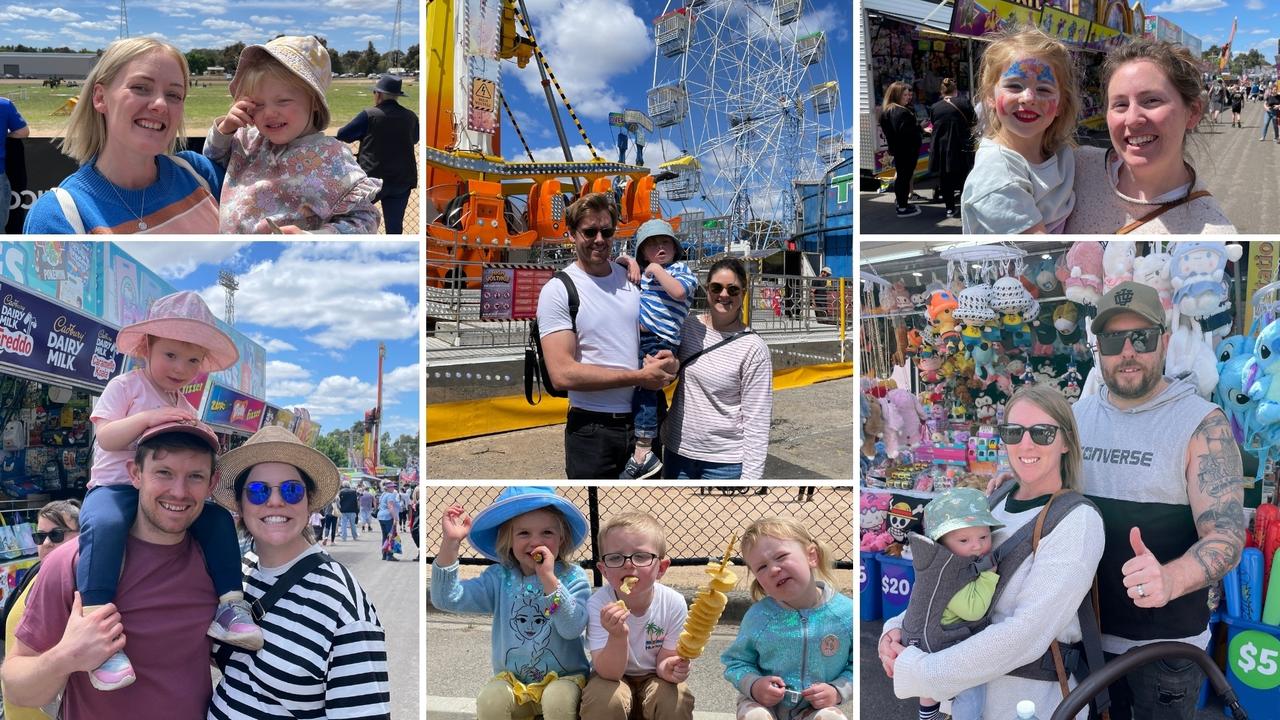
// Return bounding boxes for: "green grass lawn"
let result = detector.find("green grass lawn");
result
[0,79,420,136]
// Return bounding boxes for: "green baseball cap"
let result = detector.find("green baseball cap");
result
[923,487,1004,541]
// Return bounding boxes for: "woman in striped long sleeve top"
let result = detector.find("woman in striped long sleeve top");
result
[661,258,775,479]
[207,426,391,720]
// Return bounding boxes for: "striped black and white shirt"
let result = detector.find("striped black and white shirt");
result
[661,313,774,478]
[209,546,390,719]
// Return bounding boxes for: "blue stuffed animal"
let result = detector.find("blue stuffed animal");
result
[1216,334,1254,371]
[1216,352,1260,452]
[1245,319,1280,425]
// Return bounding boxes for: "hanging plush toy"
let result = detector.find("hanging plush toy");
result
[1246,319,1280,425]
[1059,363,1084,403]
[1166,319,1218,399]
[860,493,894,551]
[1217,334,1255,371]
[1029,257,1061,296]
[971,341,998,385]
[1215,351,1260,451]
[1102,240,1137,291]
[887,388,927,450]
[880,396,904,457]
[1169,242,1243,318]
[1133,249,1174,319]
[889,281,914,312]
[1054,302,1083,344]
[990,275,1033,315]
[1031,306,1058,356]
[1061,241,1105,306]
[954,283,996,350]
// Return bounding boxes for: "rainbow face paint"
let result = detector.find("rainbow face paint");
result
[992,55,1063,158]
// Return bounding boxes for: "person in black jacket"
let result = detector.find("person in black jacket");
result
[337,481,360,541]
[1229,82,1244,128]
[879,81,924,218]
[1264,85,1280,142]
[337,74,420,234]
[928,78,977,219]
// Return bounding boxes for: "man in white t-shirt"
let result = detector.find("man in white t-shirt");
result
[580,513,694,719]
[536,192,678,478]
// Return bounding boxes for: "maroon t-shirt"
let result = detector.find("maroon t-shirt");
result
[15,534,216,720]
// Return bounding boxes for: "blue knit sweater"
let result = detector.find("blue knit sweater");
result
[431,560,590,683]
[722,582,854,717]
[23,151,223,234]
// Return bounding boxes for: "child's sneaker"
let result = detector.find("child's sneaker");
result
[89,649,136,691]
[620,452,662,479]
[208,598,264,651]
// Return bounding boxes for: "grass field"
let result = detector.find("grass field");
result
[0,78,420,137]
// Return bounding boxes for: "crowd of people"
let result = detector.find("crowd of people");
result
[5,35,418,235]
[877,27,1264,234]
[0,289,413,719]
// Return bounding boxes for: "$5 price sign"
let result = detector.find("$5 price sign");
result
[1229,629,1280,691]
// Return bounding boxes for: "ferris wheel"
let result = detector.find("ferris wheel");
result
[647,0,846,250]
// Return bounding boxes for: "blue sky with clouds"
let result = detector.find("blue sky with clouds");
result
[1148,0,1277,58]
[0,0,419,54]
[494,0,852,221]
[116,241,420,440]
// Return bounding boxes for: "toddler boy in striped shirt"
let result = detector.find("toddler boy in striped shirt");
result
[617,219,697,479]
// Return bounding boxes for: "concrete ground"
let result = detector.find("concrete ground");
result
[425,376,853,479]
[860,100,1280,234]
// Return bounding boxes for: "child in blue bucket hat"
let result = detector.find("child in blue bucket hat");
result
[432,487,591,720]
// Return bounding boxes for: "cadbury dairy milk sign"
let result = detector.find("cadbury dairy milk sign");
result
[0,281,120,389]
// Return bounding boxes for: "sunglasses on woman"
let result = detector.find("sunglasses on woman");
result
[707,282,742,296]
[996,423,1060,446]
[1095,326,1163,356]
[245,480,307,505]
[32,528,72,545]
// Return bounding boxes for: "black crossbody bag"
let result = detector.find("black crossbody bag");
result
[211,551,331,670]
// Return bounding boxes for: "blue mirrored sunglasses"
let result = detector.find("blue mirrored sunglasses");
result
[245,480,307,505]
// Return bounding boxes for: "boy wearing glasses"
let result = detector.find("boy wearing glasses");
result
[618,219,698,479]
[1072,280,1244,720]
[582,512,695,720]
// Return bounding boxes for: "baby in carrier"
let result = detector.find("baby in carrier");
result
[900,487,1002,720]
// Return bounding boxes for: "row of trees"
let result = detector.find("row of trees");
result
[1201,46,1271,78]
[312,420,419,471]
[184,40,419,77]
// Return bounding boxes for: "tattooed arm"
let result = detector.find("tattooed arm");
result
[1169,409,1245,599]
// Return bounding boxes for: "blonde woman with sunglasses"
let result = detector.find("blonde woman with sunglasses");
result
[660,258,773,479]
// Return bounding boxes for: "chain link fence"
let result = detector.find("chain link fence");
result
[426,485,853,586]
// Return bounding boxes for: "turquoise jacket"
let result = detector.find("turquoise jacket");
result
[431,560,590,683]
[722,582,854,718]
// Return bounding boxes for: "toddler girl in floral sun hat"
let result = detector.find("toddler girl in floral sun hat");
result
[204,35,382,233]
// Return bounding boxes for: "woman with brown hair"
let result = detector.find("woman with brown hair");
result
[928,78,977,219]
[1065,38,1235,233]
[879,81,924,218]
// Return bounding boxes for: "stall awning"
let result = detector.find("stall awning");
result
[863,0,953,33]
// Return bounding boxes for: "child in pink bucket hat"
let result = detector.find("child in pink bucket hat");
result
[80,290,262,692]
[203,35,382,233]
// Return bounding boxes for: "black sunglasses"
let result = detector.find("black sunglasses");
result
[1096,326,1163,356]
[245,480,307,506]
[997,423,1061,446]
[707,282,742,296]
[578,227,616,239]
[33,528,73,545]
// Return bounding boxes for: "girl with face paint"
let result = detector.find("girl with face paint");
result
[960,28,1082,234]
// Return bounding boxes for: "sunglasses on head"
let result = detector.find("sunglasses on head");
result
[996,423,1061,446]
[707,282,742,297]
[1095,326,1163,356]
[577,227,616,239]
[32,528,72,545]
[245,480,307,506]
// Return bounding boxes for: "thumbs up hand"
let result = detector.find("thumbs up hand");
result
[1122,527,1172,608]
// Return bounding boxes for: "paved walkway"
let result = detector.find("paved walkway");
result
[860,99,1280,234]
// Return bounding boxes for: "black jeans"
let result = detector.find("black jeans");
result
[1101,651,1204,720]
[564,408,632,479]
[892,147,919,209]
[939,169,965,211]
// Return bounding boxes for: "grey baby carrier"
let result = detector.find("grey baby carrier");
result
[899,484,1111,715]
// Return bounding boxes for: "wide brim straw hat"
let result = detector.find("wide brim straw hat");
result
[230,35,333,131]
[468,486,588,563]
[212,425,340,514]
[115,291,239,373]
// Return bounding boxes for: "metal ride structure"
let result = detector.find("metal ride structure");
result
[425,0,679,293]
[648,0,846,251]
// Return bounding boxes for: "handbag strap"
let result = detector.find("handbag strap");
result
[1116,190,1211,234]
[679,329,754,375]
[212,550,331,669]
[1031,491,1073,700]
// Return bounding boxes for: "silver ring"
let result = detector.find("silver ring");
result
[1137,583,1147,598]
